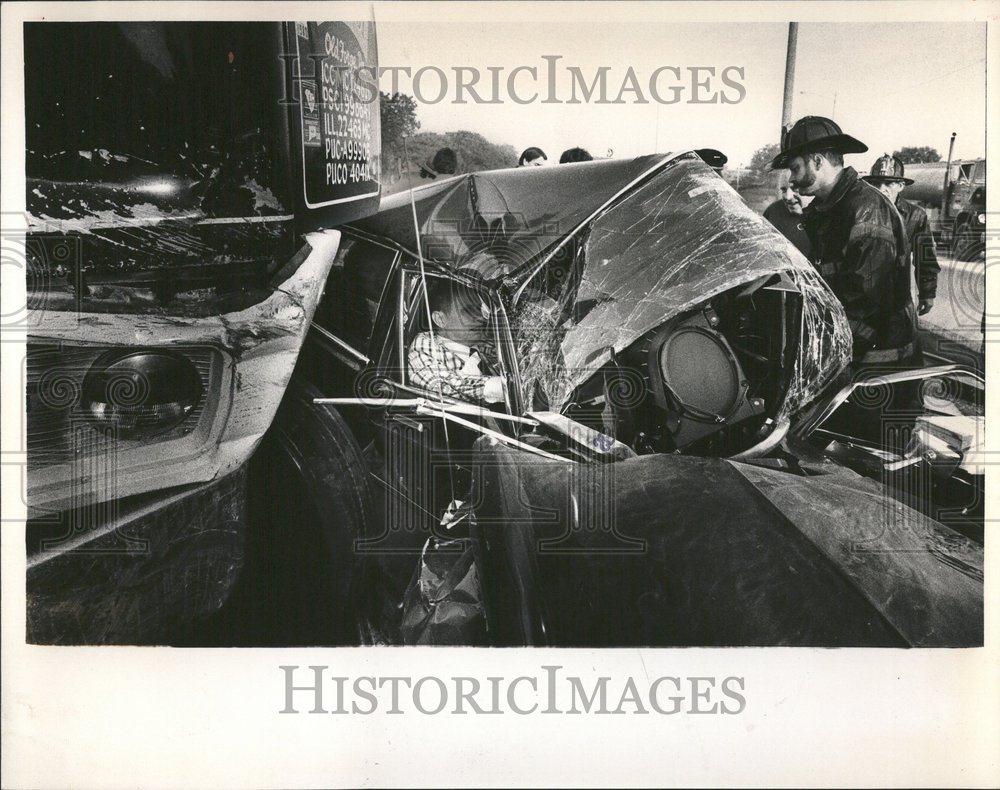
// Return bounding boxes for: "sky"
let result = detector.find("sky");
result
[374,15,987,169]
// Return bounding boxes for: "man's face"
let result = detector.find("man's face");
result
[521,156,546,167]
[432,290,490,347]
[780,184,805,214]
[786,155,821,195]
[875,180,905,202]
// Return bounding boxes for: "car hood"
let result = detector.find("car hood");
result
[351,152,851,419]
[507,153,851,416]
[474,441,982,647]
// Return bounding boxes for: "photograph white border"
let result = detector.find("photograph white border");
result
[2,2,997,787]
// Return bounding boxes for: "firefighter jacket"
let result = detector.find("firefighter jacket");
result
[803,167,916,358]
[895,196,940,300]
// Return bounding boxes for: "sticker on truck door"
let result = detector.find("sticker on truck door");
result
[295,21,381,209]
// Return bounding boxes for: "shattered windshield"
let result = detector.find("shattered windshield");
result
[509,153,851,415]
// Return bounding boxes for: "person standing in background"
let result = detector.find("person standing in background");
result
[763,174,814,259]
[772,116,920,447]
[862,154,939,316]
[419,147,459,179]
[559,147,593,163]
[518,147,548,166]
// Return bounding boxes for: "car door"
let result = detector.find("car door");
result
[301,233,398,400]
[359,255,503,547]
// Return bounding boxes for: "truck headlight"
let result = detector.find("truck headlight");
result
[977,213,986,225]
[82,350,203,439]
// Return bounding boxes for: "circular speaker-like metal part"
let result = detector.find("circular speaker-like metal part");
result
[658,326,741,419]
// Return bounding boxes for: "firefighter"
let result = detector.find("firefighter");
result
[770,116,916,368]
[862,154,939,316]
[771,117,920,448]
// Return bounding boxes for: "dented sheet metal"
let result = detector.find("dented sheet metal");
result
[474,441,982,647]
[352,152,850,418]
[349,154,671,268]
[509,153,852,413]
[730,459,983,646]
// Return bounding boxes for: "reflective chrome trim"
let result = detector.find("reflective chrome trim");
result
[415,403,570,463]
[789,364,983,441]
[729,418,790,461]
[314,396,537,426]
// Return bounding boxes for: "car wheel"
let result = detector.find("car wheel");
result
[239,378,374,645]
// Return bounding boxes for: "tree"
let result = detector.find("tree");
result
[748,143,780,174]
[380,91,420,177]
[380,91,419,143]
[376,91,518,190]
[381,129,520,194]
[404,130,517,174]
[893,146,941,164]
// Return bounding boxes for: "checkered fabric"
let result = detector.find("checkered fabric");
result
[407,332,505,403]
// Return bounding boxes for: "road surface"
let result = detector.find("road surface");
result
[918,252,985,362]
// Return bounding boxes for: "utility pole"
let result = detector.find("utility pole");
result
[781,22,799,138]
[942,131,957,223]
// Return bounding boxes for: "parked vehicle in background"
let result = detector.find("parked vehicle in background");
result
[950,184,986,261]
[901,156,986,253]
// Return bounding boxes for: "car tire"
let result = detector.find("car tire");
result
[239,377,374,645]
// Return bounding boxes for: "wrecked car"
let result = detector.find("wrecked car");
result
[23,20,380,644]
[304,152,984,647]
[22,23,983,648]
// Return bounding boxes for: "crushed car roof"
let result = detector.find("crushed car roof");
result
[351,152,853,418]
[348,153,676,267]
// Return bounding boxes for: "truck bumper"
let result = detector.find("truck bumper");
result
[26,465,249,645]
